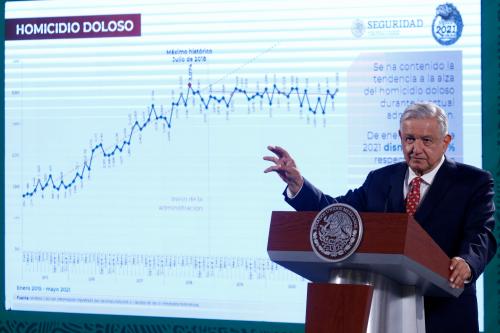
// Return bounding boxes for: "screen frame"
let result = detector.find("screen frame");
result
[1,1,498,332]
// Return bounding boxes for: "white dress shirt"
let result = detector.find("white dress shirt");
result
[404,155,446,204]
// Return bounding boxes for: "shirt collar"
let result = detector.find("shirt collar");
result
[407,155,445,186]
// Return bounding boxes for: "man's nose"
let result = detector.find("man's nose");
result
[413,139,424,153]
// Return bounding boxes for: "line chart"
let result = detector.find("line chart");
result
[22,82,339,199]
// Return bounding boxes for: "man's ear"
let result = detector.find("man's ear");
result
[443,133,452,151]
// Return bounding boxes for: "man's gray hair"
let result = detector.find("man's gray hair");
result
[400,102,448,137]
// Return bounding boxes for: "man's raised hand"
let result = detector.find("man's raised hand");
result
[263,145,304,195]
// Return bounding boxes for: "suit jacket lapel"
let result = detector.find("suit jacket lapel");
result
[388,163,407,212]
[414,157,456,226]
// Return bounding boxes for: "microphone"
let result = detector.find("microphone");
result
[383,185,392,212]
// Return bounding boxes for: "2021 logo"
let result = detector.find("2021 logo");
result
[432,3,463,46]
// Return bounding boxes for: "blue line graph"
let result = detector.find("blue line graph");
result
[22,82,339,198]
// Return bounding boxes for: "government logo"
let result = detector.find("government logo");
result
[351,19,365,38]
[310,203,363,262]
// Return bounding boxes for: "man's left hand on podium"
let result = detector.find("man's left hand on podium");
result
[449,256,472,289]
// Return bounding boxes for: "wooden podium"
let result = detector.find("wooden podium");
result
[267,211,462,333]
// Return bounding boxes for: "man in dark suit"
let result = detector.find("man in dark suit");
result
[263,102,496,333]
